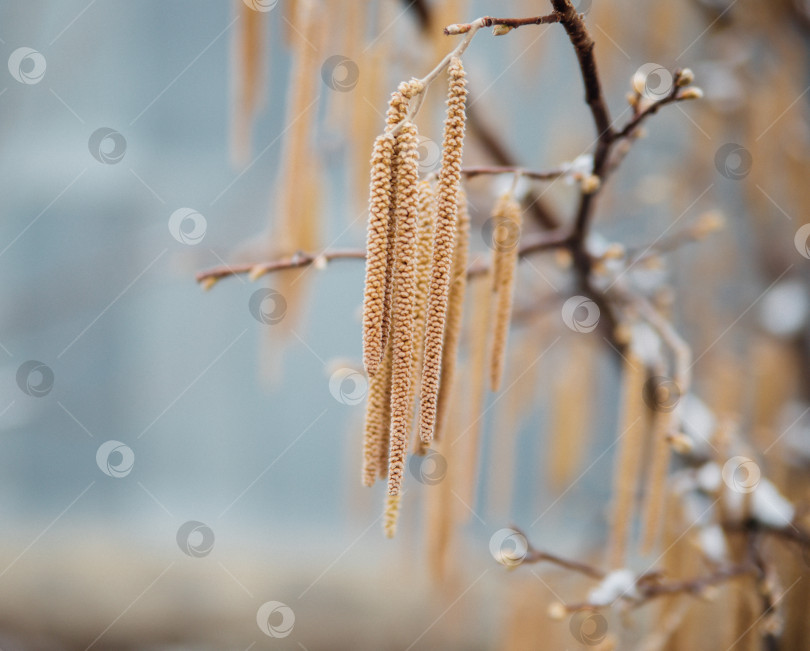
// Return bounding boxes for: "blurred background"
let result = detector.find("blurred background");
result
[0,0,808,649]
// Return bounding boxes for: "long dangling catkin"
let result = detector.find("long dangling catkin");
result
[548,340,595,491]
[231,1,264,165]
[434,192,470,441]
[409,180,437,456]
[419,56,468,445]
[386,122,421,496]
[489,195,523,391]
[362,343,393,486]
[460,269,492,509]
[639,404,675,553]
[378,81,422,357]
[362,133,396,377]
[489,194,512,290]
[607,352,648,568]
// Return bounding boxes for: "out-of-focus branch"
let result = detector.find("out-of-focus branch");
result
[462,166,564,181]
[466,101,562,230]
[196,230,571,287]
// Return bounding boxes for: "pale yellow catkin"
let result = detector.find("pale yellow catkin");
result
[434,193,470,441]
[607,352,648,568]
[383,492,401,538]
[489,194,511,290]
[489,195,523,392]
[460,270,492,509]
[409,180,437,456]
[639,406,675,554]
[361,343,393,487]
[419,56,468,445]
[548,341,595,491]
[386,122,421,497]
[231,2,264,165]
[425,436,454,579]
[362,133,396,377]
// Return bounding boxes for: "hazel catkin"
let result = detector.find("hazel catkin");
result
[419,56,468,445]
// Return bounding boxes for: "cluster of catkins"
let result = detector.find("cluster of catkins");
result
[360,57,472,537]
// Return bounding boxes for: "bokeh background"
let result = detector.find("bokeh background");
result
[0,0,808,649]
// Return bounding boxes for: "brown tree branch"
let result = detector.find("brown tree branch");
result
[445,13,562,34]
[465,101,562,230]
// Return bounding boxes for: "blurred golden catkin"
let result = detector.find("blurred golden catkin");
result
[608,351,647,568]
[460,270,492,508]
[231,2,264,165]
[489,195,523,392]
[548,339,595,491]
[435,193,470,441]
[639,406,674,554]
[419,56,468,445]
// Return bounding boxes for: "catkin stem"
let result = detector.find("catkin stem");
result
[489,195,523,391]
[608,352,648,568]
[386,122,421,496]
[419,56,468,445]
